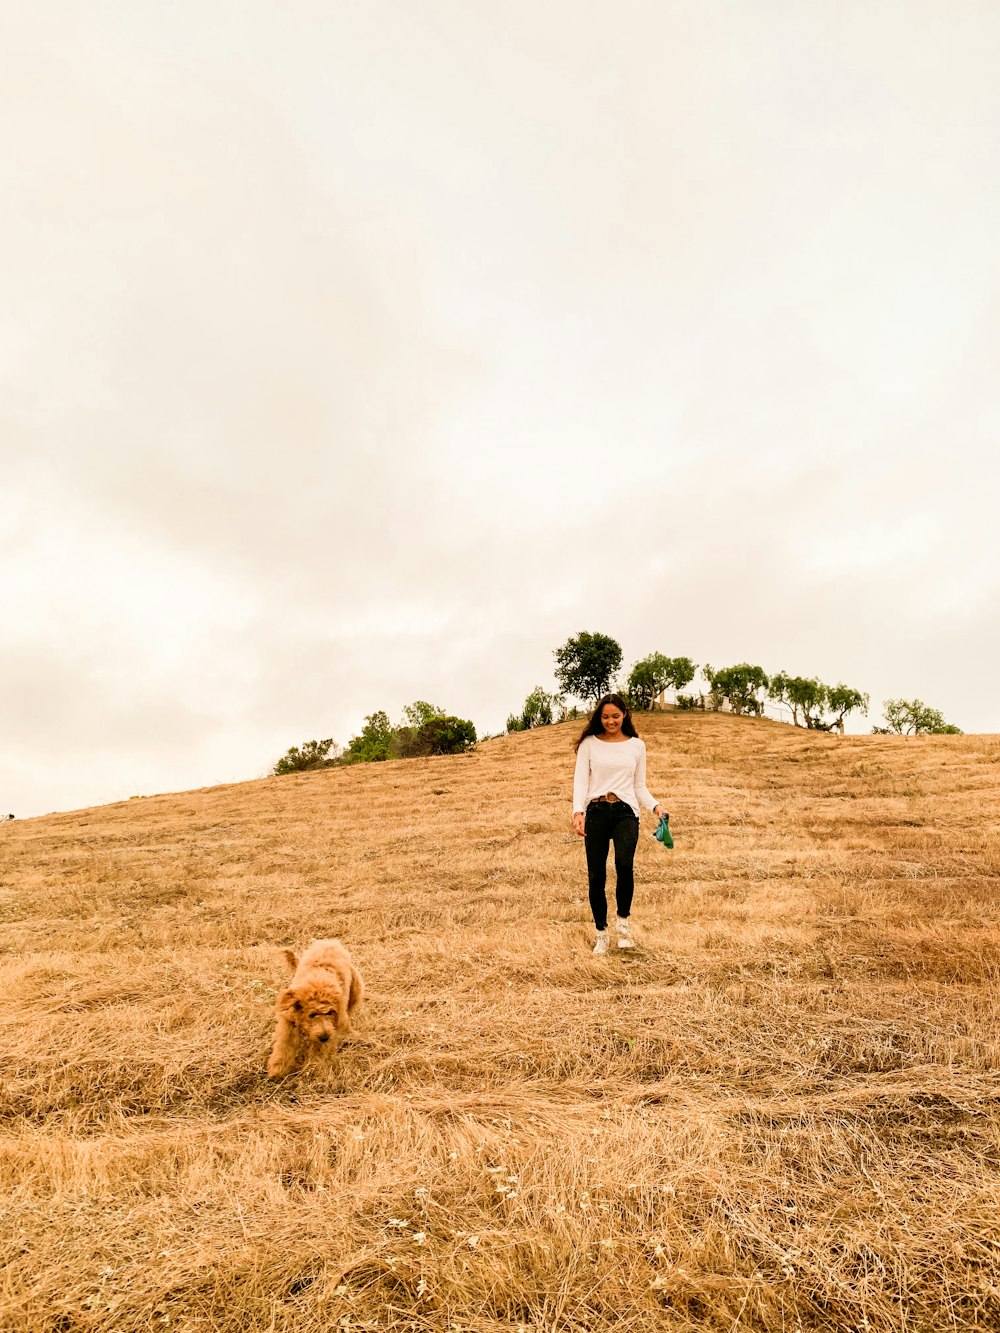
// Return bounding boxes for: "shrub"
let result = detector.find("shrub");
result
[272,739,340,775]
[411,715,477,755]
[342,712,394,764]
[507,686,557,732]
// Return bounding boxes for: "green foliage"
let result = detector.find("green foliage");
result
[827,684,869,731]
[703,663,770,716]
[507,686,557,732]
[272,738,340,776]
[413,715,477,755]
[768,673,869,730]
[394,701,447,755]
[345,703,478,762]
[769,672,828,728]
[343,711,394,764]
[881,699,962,735]
[401,700,444,728]
[625,653,697,710]
[553,631,623,704]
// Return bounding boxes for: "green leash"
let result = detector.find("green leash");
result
[653,813,674,849]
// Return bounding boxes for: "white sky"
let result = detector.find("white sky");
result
[3,1,999,818]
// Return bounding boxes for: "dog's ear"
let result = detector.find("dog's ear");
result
[276,985,303,1019]
[280,948,298,973]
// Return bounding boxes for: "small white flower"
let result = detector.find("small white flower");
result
[467,1236,479,1249]
[412,1231,427,1245]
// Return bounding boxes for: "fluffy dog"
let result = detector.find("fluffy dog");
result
[267,938,364,1079]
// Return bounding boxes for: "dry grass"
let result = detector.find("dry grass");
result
[2,711,1000,1332]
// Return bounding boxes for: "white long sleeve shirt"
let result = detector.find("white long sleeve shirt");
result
[572,736,659,818]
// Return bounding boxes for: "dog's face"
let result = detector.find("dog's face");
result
[277,983,342,1043]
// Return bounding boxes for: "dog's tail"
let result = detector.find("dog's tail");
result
[280,948,298,973]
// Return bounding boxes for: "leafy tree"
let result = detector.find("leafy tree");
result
[703,663,769,716]
[394,701,447,754]
[412,715,477,755]
[626,653,697,710]
[554,632,623,704]
[768,672,828,728]
[881,699,962,735]
[343,711,394,764]
[522,686,555,727]
[506,686,556,732]
[402,700,444,727]
[272,738,340,775]
[769,673,868,731]
[827,684,869,732]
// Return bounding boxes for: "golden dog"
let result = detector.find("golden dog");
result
[267,938,364,1079]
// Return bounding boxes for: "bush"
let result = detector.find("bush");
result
[342,712,394,764]
[506,686,557,732]
[343,703,477,763]
[272,738,340,776]
[411,715,477,755]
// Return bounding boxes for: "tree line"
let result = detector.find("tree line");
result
[272,701,476,776]
[272,632,961,775]
[504,631,961,737]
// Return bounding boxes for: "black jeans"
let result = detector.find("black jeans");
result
[584,801,639,931]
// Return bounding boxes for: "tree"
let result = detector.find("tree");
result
[704,663,769,716]
[402,700,444,727]
[553,632,623,704]
[272,738,340,775]
[768,673,828,728]
[394,701,447,755]
[881,699,962,735]
[827,684,869,733]
[343,711,394,764]
[412,715,477,755]
[626,653,697,710]
[506,686,556,732]
[769,673,868,731]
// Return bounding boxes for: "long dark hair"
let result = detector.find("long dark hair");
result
[574,693,638,752]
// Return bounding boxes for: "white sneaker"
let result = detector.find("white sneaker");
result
[593,930,610,955]
[616,917,635,949]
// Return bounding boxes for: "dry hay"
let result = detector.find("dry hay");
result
[2,711,999,1331]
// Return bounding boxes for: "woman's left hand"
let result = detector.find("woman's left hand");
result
[653,805,663,818]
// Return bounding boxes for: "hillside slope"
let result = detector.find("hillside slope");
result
[2,712,999,1332]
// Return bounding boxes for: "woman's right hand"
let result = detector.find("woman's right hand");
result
[572,812,585,837]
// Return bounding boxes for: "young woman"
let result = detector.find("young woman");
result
[572,693,665,954]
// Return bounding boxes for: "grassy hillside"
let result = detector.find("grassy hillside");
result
[2,711,999,1332]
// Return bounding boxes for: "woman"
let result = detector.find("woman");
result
[572,693,665,954]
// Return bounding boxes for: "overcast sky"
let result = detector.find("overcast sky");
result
[3,2,998,818]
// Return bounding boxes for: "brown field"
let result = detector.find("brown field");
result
[2,711,1000,1332]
